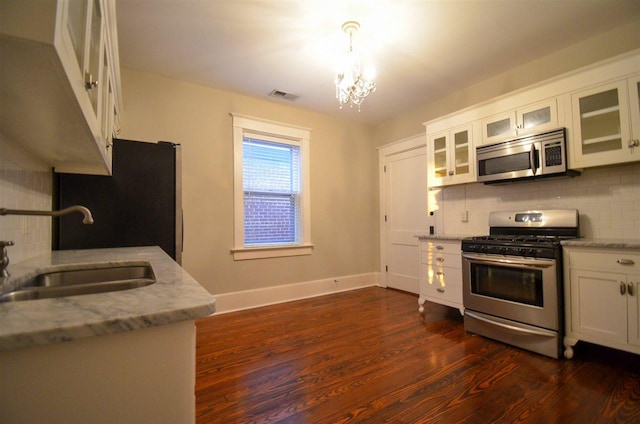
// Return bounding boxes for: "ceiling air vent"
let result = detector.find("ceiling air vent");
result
[268,90,299,102]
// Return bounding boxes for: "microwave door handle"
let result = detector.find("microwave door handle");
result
[530,144,537,175]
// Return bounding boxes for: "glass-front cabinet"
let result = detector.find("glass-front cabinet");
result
[481,99,558,145]
[428,124,475,187]
[0,0,120,175]
[570,77,640,169]
[60,0,114,168]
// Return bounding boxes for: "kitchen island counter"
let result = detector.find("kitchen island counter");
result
[0,246,215,350]
[0,246,214,423]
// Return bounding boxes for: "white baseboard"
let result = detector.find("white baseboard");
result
[211,272,380,314]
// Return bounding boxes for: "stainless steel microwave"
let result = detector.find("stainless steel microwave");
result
[476,128,577,184]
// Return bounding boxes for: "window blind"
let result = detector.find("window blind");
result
[242,138,301,245]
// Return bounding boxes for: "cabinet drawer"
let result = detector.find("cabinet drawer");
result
[422,274,462,304]
[421,251,461,268]
[566,249,640,272]
[422,265,462,286]
[421,241,461,255]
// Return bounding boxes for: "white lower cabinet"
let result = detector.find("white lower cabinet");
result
[418,239,464,315]
[0,321,197,423]
[563,246,640,358]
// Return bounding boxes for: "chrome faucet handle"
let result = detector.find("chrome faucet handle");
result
[1,240,14,278]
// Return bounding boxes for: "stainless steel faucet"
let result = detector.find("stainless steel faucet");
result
[0,205,95,224]
[0,241,14,278]
[0,206,93,277]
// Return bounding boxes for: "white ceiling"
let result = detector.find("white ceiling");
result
[116,0,640,125]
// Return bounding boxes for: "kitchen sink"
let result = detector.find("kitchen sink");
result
[0,262,156,302]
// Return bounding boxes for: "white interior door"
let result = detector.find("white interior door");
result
[381,139,427,294]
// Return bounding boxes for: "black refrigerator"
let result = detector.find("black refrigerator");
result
[53,139,183,264]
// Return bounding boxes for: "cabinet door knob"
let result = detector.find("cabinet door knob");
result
[629,283,635,297]
[436,287,445,293]
[617,259,635,265]
[436,271,444,276]
[448,170,454,176]
[85,72,99,90]
[621,281,627,295]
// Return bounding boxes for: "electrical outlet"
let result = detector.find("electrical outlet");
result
[461,210,468,222]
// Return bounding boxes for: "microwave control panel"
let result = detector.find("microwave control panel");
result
[542,140,566,171]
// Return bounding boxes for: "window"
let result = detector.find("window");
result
[243,138,299,245]
[232,114,312,260]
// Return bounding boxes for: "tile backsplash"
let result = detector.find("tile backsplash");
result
[433,162,640,239]
[0,145,52,265]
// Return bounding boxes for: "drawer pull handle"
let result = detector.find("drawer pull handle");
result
[621,282,627,295]
[436,271,444,276]
[436,245,444,250]
[617,259,635,265]
[437,257,445,262]
[436,288,445,293]
[629,283,635,297]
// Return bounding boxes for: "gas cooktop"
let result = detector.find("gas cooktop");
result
[470,235,570,245]
[462,209,580,259]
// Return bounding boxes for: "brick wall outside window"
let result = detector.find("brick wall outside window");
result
[243,138,300,245]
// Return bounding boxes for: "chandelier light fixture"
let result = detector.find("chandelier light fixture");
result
[334,21,376,111]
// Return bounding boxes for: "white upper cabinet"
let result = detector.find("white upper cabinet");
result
[424,52,639,184]
[569,76,640,169]
[481,98,558,145]
[631,76,640,145]
[427,124,475,187]
[0,0,121,175]
[570,76,640,168]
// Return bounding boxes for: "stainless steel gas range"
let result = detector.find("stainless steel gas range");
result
[461,209,579,358]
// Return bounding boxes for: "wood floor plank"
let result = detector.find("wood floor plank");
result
[195,287,640,423]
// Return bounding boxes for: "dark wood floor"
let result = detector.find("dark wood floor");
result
[195,287,640,423]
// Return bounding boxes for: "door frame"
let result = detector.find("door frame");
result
[378,133,426,288]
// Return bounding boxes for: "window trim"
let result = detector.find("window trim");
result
[231,113,312,260]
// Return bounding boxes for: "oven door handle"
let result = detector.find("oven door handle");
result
[465,311,555,337]
[462,252,555,269]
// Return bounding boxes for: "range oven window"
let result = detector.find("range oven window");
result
[470,262,543,307]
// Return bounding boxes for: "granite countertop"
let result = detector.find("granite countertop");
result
[415,234,475,241]
[0,246,216,350]
[561,239,640,249]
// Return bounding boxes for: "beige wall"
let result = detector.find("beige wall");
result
[2,18,639,296]
[119,70,377,295]
[373,19,640,147]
